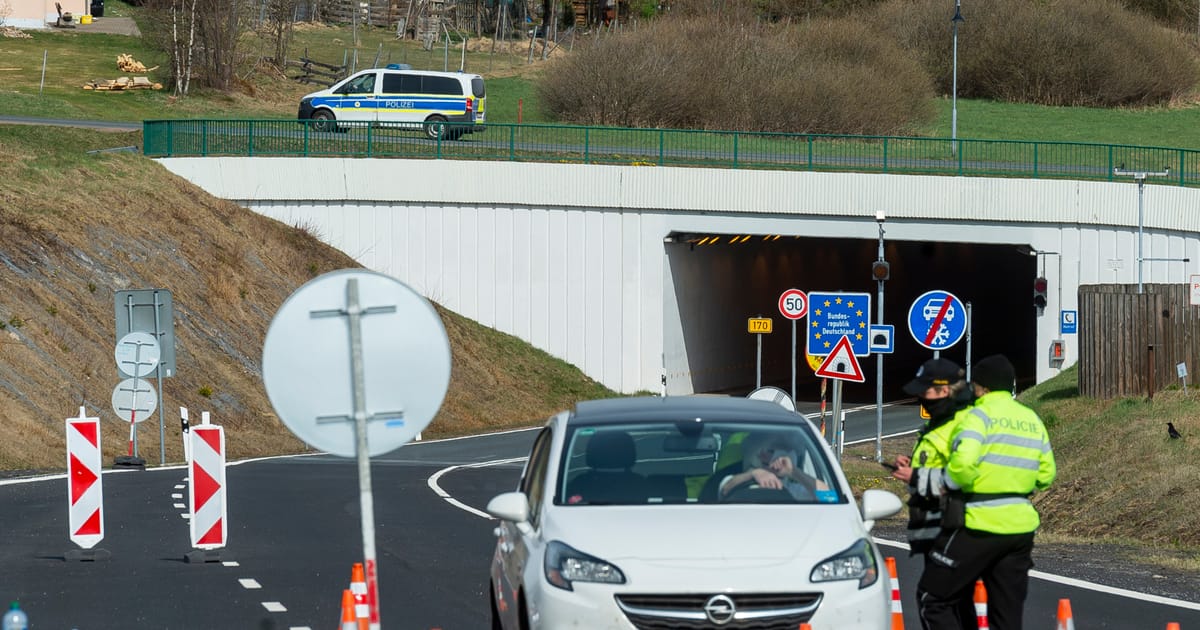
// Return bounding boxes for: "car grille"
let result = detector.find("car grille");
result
[615,592,822,630]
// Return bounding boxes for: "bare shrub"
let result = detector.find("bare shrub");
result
[865,0,1199,107]
[537,15,934,135]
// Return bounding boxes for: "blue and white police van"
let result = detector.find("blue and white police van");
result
[298,64,486,140]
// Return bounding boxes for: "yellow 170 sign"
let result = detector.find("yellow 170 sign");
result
[747,318,773,334]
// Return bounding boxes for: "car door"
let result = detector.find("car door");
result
[500,425,554,615]
[334,70,379,123]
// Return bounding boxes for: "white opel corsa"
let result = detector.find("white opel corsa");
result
[487,396,903,630]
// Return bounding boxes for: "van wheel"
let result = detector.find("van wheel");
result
[424,115,448,141]
[311,110,336,133]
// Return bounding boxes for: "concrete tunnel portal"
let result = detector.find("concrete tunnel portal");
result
[664,232,1040,403]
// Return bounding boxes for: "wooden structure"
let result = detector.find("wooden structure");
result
[1078,283,1200,399]
[283,51,348,86]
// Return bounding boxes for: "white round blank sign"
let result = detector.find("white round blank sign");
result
[261,269,451,458]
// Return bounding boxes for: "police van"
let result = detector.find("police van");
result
[298,64,486,140]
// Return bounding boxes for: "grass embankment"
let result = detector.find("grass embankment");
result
[0,124,613,471]
[840,365,1200,568]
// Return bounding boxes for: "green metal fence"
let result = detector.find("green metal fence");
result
[142,119,1200,187]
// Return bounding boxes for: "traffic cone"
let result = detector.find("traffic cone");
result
[1165,624,1180,630]
[973,579,989,630]
[350,562,369,630]
[1056,598,1075,630]
[799,624,812,630]
[885,556,904,630]
[339,589,357,630]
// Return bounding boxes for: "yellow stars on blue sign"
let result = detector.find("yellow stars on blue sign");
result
[806,292,873,357]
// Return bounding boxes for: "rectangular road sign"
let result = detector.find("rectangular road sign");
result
[748,318,773,334]
[114,289,176,377]
[868,324,895,353]
[1060,310,1077,335]
[807,292,871,356]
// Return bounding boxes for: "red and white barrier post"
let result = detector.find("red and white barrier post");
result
[185,413,228,563]
[65,407,109,561]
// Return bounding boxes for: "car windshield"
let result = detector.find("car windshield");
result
[555,421,843,506]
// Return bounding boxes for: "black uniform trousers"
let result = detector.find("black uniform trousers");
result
[916,527,1036,630]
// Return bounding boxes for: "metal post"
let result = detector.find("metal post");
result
[791,319,797,403]
[154,291,166,466]
[345,279,381,629]
[831,379,844,460]
[951,0,963,155]
[1113,166,1170,294]
[965,302,973,381]
[756,329,763,390]
[874,217,885,463]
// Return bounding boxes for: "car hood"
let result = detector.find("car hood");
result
[542,504,867,569]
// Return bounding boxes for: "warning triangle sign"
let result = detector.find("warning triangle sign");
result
[814,336,865,382]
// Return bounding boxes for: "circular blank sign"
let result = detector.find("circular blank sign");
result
[111,378,158,422]
[747,386,797,412]
[262,269,452,458]
[115,332,161,378]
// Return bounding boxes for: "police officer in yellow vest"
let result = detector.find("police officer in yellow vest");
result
[892,358,976,629]
[917,354,1057,630]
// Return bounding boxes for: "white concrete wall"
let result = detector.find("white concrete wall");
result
[159,157,1200,393]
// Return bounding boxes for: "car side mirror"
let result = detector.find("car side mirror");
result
[860,489,903,532]
[486,491,531,524]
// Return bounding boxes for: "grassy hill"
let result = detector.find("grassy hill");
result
[0,124,613,472]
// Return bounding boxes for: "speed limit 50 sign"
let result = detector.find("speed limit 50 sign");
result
[778,289,809,320]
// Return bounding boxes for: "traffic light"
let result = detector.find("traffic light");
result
[871,260,890,281]
[1033,276,1048,312]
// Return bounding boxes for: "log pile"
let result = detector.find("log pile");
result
[117,53,159,73]
[83,76,163,91]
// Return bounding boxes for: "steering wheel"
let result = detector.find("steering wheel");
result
[719,483,796,504]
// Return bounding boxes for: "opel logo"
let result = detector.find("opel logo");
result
[703,594,736,625]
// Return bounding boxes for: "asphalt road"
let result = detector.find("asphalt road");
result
[2,423,1199,629]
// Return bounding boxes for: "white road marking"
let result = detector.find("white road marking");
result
[171,493,183,499]
[180,513,190,519]
[262,602,287,612]
[223,561,240,567]
[239,578,262,589]
[174,484,186,489]
[173,503,186,509]
[427,457,527,520]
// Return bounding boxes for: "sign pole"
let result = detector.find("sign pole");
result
[756,330,762,390]
[831,379,843,460]
[344,279,383,630]
[965,302,974,381]
[791,319,797,404]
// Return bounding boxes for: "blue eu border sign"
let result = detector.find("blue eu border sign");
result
[807,292,871,357]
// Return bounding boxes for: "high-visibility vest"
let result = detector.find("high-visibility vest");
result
[946,391,1056,534]
[906,413,963,548]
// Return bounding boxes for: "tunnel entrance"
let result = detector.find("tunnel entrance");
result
[664,232,1038,403]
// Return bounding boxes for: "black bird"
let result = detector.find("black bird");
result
[1168,422,1183,439]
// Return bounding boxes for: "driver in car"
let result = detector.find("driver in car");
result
[718,433,829,500]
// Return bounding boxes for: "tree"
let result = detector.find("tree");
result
[142,0,255,94]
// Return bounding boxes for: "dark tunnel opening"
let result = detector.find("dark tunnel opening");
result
[665,232,1039,403]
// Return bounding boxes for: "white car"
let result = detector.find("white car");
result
[487,396,903,630]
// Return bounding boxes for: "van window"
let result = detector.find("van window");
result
[381,73,405,94]
[425,76,463,95]
[471,77,485,98]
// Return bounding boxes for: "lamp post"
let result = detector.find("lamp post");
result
[871,211,889,463]
[951,0,964,154]
[1113,166,1175,294]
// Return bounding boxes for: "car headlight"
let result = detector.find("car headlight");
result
[544,540,626,591]
[809,539,879,589]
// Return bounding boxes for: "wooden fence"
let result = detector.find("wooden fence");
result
[1079,283,1200,399]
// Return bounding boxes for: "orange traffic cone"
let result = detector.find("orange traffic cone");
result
[973,580,989,630]
[1165,624,1180,630]
[339,589,357,630]
[350,562,370,630]
[799,624,812,630]
[885,556,904,630]
[1056,598,1075,630]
